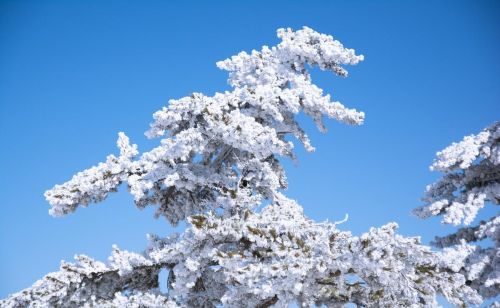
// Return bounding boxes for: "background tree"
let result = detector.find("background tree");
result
[1,27,483,307]
[414,122,500,303]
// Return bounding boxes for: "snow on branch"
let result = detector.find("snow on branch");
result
[0,247,176,307]
[44,27,365,225]
[414,122,500,301]
[2,198,482,307]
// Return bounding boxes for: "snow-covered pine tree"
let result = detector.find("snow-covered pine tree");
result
[414,122,500,304]
[1,27,483,307]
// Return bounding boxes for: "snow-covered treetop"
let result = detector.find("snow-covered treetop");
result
[2,26,488,308]
[44,27,365,225]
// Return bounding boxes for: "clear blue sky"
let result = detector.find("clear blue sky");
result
[1,0,499,299]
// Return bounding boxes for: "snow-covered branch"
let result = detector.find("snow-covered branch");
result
[414,122,500,301]
[45,27,364,225]
[1,198,481,307]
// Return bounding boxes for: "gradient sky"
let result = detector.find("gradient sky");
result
[1,0,499,301]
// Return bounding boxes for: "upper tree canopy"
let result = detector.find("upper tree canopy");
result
[45,27,365,225]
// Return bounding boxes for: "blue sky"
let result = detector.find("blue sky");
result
[1,0,499,300]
